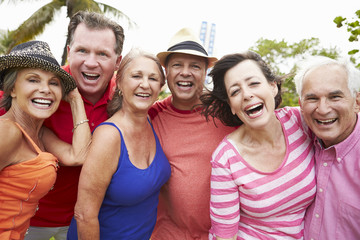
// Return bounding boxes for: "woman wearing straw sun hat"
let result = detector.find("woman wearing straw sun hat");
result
[0,40,91,239]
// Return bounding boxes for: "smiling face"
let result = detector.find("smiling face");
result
[119,56,163,113]
[225,60,278,129]
[67,23,122,104]
[11,68,63,120]
[300,64,360,147]
[165,53,207,110]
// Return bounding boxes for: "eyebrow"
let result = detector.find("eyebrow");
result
[228,76,253,89]
[303,90,344,98]
[328,90,344,96]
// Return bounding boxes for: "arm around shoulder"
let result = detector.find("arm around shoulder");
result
[42,88,91,166]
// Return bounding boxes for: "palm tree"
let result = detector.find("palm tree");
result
[0,0,136,64]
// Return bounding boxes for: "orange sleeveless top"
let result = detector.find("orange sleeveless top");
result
[0,120,58,240]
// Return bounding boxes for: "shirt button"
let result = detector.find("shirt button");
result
[319,188,323,192]
[310,238,314,240]
[323,162,328,167]
[315,213,320,218]
[337,157,341,162]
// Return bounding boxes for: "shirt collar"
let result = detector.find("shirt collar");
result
[315,113,360,161]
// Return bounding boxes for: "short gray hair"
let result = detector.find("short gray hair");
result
[294,55,360,99]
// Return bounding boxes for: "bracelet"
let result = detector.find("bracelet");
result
[72,119,89,132]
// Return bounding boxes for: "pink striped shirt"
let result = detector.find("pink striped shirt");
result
[209,107,316,240]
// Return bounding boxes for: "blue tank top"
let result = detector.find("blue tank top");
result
[67,121,171,240]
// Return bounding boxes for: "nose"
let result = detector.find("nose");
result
[139,78,150,89]
[242,87,253,101]
[316,98,331,114]
[84,53,99,68]
[39,82,51,94]
[180,65,191,77]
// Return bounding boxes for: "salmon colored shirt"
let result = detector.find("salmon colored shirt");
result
[149,96,235,240]
[0,120,58,240]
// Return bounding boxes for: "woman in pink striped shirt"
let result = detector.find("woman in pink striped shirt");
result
[201,51,316,240]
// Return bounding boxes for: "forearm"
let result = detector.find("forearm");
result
[76,216,100,240]
[69,94,91,165]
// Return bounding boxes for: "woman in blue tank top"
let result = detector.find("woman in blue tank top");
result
[67,48,171,239]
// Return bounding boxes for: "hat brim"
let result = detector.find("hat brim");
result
[0,55,76,94]
[157,50,217,68]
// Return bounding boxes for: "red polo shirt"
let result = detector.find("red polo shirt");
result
[30,65,116,227]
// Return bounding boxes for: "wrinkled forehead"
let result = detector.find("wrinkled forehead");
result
[302,64,351,96]
[305,63,347,80]
[166,53,208,65]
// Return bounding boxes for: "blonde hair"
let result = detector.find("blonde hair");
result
[107,48,165,117]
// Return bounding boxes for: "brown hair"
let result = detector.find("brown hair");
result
[201,51,283,127]
[67,11,125,55]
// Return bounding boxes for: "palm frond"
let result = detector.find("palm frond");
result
[96,2,137,28]
[5,0,64,51]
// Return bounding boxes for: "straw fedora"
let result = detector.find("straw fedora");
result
[0,41,76,94]
[157,28,217,68]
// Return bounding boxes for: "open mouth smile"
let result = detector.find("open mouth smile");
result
[315,118,337,125]
[177,81,193,87]
[32,98,53,108]
[82,72,100,81]
[245,103,263,118]
[135,93,151,98]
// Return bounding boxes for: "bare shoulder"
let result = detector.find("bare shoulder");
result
[0,119,23,145]
[92,123,121,146]
[82,122,121,177]
[0,120,23,169]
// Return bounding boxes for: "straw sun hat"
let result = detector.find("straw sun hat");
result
[157,28,218,68]
[0,40,76,94]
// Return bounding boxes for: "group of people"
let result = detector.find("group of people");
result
[0,9,359,240]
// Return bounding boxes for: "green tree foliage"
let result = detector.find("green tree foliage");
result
[250,38,339,107]
[334,10,360,68]
[0,0,136,64]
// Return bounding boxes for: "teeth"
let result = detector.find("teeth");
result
[248,108,263,117]
[178,81,192,86]
[83,73,100,80]
[136,93,150,97]
[317,118,336,124]
[33,99,52,105]
[247,103,262,111]
[84,73,99,77]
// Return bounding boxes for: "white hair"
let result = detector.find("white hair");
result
[294,55,360,99]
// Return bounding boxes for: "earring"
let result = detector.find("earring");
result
[119,89,123,97]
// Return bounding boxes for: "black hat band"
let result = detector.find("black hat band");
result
[167,41,208,56]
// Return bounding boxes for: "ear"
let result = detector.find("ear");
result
[298,98,305,114]
[10,87,16,98]
[354,92,360,113]
[115,55,122,69]
[66,45,71,62]
[227,99,236,115]
[270,81,278,97]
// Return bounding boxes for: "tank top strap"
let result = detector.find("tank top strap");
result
[0,119,42,154]
[95,122,124,141]
[147,117,159,143]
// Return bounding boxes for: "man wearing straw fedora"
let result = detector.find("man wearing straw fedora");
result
[149,28,234,239]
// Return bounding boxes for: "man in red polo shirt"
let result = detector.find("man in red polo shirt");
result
[23,11,124,240]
